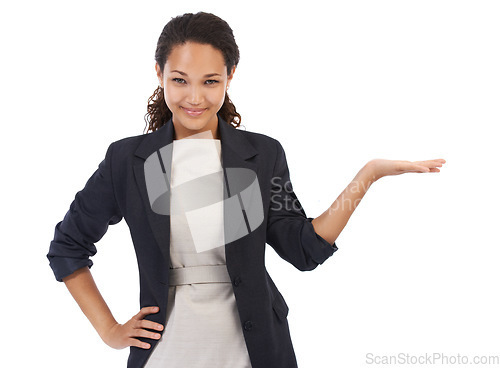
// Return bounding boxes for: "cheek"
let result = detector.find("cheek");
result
[165,85,183,102]
[207,88,226,107]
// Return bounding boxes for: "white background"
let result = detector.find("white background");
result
[1,0,499,367]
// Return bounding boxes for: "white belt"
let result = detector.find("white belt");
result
[168,264,231,286]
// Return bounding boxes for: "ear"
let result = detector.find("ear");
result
[227,65,236,82]
[155,62,163,85]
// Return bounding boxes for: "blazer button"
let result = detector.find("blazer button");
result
[233,276,242,287]
[244,320,253,331]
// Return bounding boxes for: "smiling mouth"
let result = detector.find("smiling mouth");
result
[181,107,207,116]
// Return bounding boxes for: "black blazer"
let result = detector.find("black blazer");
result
[47,113,338,368]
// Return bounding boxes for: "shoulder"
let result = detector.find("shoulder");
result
[235,126,283,154]
[106,130,155,159]
[111,131,149,147]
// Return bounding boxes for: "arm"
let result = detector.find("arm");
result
[62,266,118,342]
[311,162,377,245]
[63,265,164,350]
[49,142,164,349]
[266,140,338,271]
[47,141,123,282]
[311,158,446,244]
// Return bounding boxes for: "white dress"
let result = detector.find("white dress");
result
[143,138,253,368]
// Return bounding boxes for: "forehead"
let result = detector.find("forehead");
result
[165,42,226,75]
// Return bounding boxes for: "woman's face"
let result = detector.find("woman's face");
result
[156,41,235,140]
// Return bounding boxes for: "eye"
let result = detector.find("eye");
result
[205,80,219,85]
[172,78,186,84]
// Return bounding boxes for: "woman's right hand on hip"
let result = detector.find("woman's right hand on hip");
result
[102,306,164,349]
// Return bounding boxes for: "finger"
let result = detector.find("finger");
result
[408,164,430,173]
[401,162,430,173]
[425,161,446,169]
[414,160,446,170]
[132,328,162,340]
[135,306,160,320]
[414,160,440,167]
[139,319,164,331]
[427,159,446,167]
[422,159,446,162]
[128,337,152,349]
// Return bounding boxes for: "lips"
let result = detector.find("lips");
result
[182,107,207,116]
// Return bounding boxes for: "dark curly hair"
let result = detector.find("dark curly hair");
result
[144,11,242,134]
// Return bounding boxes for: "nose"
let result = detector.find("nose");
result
[186,85,203,106]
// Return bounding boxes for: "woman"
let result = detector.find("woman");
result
[47,11,445,368]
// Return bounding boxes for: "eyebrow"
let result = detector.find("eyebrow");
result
[170,70,221,78]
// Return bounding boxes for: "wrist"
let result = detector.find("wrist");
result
[359,161,379,185]
[99,321,119,344]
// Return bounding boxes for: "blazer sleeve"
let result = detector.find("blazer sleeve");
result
[266,139,338,271]
[47,141,123,282]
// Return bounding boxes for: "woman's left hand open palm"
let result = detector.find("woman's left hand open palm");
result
[369,158,446,181]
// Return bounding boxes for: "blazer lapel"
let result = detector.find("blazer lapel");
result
[133,113,259,277]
